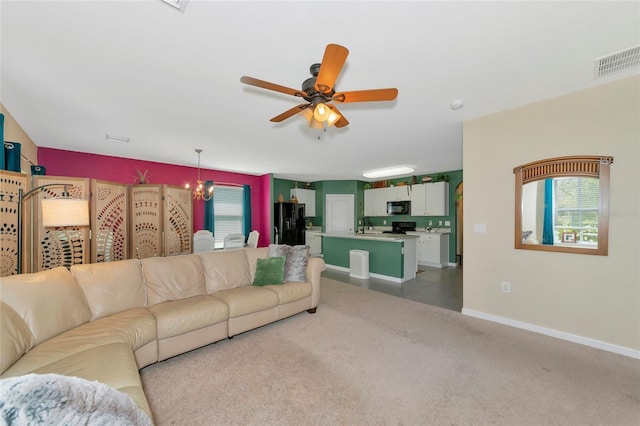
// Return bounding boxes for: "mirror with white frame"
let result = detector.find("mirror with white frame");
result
[513,155,613,255]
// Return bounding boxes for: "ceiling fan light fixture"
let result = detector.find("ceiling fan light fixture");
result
[313,103,331,121]
[363,166,415,179]
[300,108,324,129]
[326,110,341,127]
[240,44,397,129]
[309,118,324,129]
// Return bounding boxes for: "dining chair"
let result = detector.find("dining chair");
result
[223,233,245,250]
[246,230,259,248]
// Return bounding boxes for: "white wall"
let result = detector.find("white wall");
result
[462,76,639,353]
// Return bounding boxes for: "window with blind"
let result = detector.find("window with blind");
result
[553,177,599,244]
[213,186,244,248]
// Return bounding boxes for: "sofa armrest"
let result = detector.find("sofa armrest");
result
[306,257,326,309]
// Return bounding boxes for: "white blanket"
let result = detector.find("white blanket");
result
[0,373,152,425]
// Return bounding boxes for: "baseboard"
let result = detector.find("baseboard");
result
[324,264,403,283]
[324,264,349,273]
[462,308,640,360]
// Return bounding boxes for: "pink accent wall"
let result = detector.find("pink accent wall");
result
[37,148,272,246]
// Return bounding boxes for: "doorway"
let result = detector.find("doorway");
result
[325,194,355,233]
[455,182,463,265]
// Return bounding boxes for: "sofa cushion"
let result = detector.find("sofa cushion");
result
[268,244,310,282]
[244,247,269,282]
[0,302,36,375]
[199,249,252,292]
[1,308,156,378]
[265,282,313,305]
[148,295,229,339]
[213,287,279,318]
[141,254,206,306]
[253,256,286,286]
[1,342,154,419]
[0,267,91,345]
[71,259,146,320]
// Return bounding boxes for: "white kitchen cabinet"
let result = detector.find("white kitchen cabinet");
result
[364,188,388,216]
[291,188,316,217]
[305,230,322,255]
[409,182,449,216]
[425,182,449,216]
[364,189,374,216]
[410,183,426,215]
[386,185,411,201]
[409,232,449,268]
[364,186,412,216]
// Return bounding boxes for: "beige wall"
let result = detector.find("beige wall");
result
[1,103,38,173]
[463,76,640,352]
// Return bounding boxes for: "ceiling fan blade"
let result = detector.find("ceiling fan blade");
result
[270,104,311,122]
[333,88,398,103]
[327,104,349,128]
[240,76,306,98]
[315,44,349,94]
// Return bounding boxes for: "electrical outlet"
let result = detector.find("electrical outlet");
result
[383,220,387,225]
[428,220,432,226]
[501,282,511,293]
[358,220,362,225]
[438,221,443,226]
[445,221,451,226]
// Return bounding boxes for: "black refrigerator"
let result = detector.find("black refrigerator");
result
[274,202,306,245]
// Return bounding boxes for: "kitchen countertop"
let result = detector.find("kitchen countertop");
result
[358,228,451,235]
[321,232,419,242]
[409,228,451,234]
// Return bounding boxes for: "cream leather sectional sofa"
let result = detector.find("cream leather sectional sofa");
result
[0,247,325,423]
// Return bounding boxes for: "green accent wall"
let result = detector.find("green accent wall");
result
[322,236,404,278]
[272,169,462,264]
[319,180,360,231]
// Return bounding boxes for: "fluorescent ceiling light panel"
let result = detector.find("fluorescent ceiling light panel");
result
[105,134,130,143]
[160,0,189,13]
[363,166,414,179]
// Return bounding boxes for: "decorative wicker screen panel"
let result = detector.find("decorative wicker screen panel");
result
[91,179,128,263]
[32,176,90,272]
[0,170,27,276]
[130,184,163,259]
[163,185,193,256]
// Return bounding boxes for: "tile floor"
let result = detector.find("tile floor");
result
[321,265,463,312]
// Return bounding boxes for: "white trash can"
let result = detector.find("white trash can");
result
[349,250,369,279]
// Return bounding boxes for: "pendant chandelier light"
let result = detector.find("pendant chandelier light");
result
[186,149,213,201]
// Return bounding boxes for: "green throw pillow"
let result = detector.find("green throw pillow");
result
[253,256,286,286]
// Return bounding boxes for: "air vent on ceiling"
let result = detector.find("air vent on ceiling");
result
[594,45,640,79]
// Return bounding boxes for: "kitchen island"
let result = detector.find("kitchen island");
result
[321,232,418,283]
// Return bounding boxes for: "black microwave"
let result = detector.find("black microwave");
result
[387,200,410,215]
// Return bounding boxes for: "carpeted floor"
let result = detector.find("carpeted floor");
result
[140,278,640,425]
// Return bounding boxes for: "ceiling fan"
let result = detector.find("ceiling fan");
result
[240,44,398,128]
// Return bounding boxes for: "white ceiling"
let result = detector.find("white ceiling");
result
[2,1,639,182]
